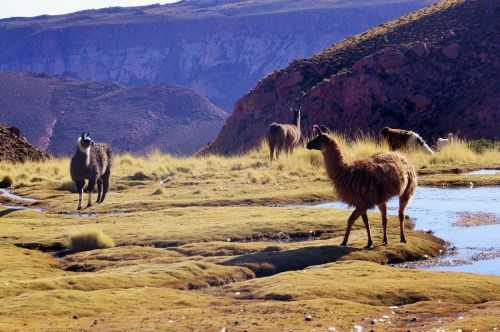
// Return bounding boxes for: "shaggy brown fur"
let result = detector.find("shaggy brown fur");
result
[70,132,112,210]
[307,129,417,247]
[267,109,301,161]
[381,127,434,154]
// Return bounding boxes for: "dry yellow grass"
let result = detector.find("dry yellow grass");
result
[1,134,500,331]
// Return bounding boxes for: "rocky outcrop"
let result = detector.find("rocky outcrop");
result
[0,0,434,111]
[0,124,49,163]
[205,0,500,155]
[0,72,226,155]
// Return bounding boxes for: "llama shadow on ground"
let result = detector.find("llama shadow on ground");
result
[224,245,360,277]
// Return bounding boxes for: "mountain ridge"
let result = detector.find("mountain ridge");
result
[204,0,500,155]
[0,71,227,155]
[0,0,434,110]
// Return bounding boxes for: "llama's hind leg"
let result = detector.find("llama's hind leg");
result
[378,203,389,245]
[100,171,110,203]
[341,208,362,246]
[398,197,410,243]
[361,213,373,248]
[96,178,103,203]
[269,143,275,162]
[86,177,96,208]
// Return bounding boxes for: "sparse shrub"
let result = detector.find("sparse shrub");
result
[230,163,244,171]
[468,139,500,153]
[152,188,165,195]
[261,175,271,185]
[0,175,13,188]
[119,156,134,166]
[57,181,77,193]
[176,166,191,174]
[128,171,151,181]
[69,230,115,253]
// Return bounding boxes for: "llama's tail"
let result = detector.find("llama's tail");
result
[413,133,434,154]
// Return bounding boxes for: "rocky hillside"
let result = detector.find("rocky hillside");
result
[0,124,49,163]
[205,0,500,155]
[0,0,434,111]
[0,72,226,155]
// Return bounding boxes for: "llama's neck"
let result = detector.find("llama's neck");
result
[78,145,91,167]
[321,137,347,181]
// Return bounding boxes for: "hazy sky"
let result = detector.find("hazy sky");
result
[1,1,180,19]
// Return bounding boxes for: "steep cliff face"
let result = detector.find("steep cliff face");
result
[0,72,226,155]
[0,0,434,110]
[205,0,500,155]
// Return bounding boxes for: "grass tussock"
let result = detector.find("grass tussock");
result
[69,230,115,253]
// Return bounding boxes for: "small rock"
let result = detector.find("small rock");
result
[327,327,337,332]
[73,315,78,320]
[305,314,313,321]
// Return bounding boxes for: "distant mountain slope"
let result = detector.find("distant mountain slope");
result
[0,72,227,155]
[0,0,434,110]
[0,124,49,163]
[205,0,500,155]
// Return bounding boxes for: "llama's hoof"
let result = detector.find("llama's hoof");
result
[383,241,388,246]
[77,206,82,211]
[86,204,92,209]
[340,241,348,247]
[400,239,407,243]
[364,242,373,249]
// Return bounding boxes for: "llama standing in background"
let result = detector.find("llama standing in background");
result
[267,108,302,161]
[381,127,434,154]
[70,132,112,210]
[436,133,455,151]
[307,127,417,248]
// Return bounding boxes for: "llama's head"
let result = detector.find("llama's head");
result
[380,127,391,136]
[78,132,94,151]
[307,126,330,150]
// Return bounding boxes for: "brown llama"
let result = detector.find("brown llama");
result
[267,108,302,161]
[381,127,434,154]
[307,127,417,248]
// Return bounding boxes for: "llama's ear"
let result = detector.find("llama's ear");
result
[80,132,86,139]
[319,125,328,134]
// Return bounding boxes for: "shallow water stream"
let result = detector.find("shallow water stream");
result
[0,189,44,213]
[311,185,500,275]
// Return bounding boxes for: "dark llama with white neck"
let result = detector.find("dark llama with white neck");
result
[70,132,112,210]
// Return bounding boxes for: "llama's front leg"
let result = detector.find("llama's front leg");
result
[86,177,96,208]
[378,203,388,244]
[341,208,362,246]
[75,180,84,210]
[96,178,103,203]
[361,213,373,248]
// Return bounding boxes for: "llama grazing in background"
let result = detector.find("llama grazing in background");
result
[381,127,434,154]
[436,133,455,151]
[307,127,417,248]
[70,132,112,210]
[267,108,302,161]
